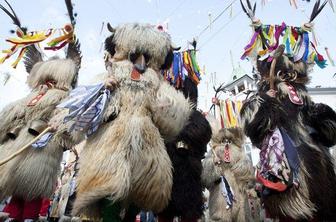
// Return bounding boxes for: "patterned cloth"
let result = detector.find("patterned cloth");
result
[220,176,235,209]
[57,83,110,136]
[279,128,300,186]
[258,127,300,187]
[32,132,54,149]
[259,128,287,181]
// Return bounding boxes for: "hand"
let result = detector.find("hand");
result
[266,89,277,98]
[104,76,119,91]
[48,116,62,132]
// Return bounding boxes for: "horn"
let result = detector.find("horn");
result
[240,0,257,22]
[269,45,285,90]
[171,44,181,51]
[107,22,115,33]
[309,0,328,23]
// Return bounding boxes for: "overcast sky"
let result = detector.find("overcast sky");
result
[0,0,335,110]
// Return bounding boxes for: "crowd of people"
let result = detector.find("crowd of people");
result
[0,0,336,221]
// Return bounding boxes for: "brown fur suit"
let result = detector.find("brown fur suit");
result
[202,127,258,222]
[0,42,81,202]
[71,23,191,217]
[240,53,336,220]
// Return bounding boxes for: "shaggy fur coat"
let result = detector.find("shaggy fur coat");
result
[240,72,336,220]
[202,128,258,222]
[159,109,212,219]
[71,24,191,217]
[0,56,79,201]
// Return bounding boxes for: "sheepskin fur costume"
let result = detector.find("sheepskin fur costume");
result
[0,41,81,201]
[71,23,191,217]
[202,127,257,222]
[159,110,212,220]
[240,54,336,220]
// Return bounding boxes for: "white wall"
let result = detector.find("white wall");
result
[310,94,336,110]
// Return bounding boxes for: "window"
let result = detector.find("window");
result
[238,84,245,93]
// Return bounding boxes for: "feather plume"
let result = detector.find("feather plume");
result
[23,45,43,74]
[309,0,328,22]
[240,0,256,21]
[0,0,21,28]
[66,37,82,72]
[65,0,76,26]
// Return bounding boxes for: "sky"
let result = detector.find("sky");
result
[0,0,335,110]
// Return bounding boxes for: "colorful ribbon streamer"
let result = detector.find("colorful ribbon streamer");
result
[241,22,328,69]
[0,29,53,68]
[0,24,75,68]
[45,25,74,51]
[218,99,243,128]
[162,50,202,88]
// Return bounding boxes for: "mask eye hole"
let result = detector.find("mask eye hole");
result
[129,52,139,63]
[129,52,150,65]
[223,139,232,144]
[143,53,150,63]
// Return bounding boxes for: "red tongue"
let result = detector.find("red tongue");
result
[287,83,303,105]
[131,67,141,81]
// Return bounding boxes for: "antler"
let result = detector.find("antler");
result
[208,83,226,113]
[213,83,226,98]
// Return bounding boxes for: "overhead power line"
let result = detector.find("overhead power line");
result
[196,0,239,40]
[199,10,242,50]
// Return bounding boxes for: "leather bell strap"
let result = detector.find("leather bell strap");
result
[27,81,55,106]
[223,144,231,163]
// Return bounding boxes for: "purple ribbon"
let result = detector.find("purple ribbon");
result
[268,22,286,51]
[241,31,259,60]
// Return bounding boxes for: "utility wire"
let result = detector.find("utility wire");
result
[164,0,190,21]
[196,0,238,40]
[199,10,242,50]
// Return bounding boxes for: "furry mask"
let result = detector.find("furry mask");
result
[105,23,174,72]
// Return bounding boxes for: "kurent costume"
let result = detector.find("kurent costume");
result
[56,23,191,219]
[158,48,212,222]
[202,127,258,222]
[0,0,81,221]
[239,0,336,220]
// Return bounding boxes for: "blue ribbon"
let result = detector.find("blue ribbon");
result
[172,53,180,84]
[302,32,310,62]
[220,176,234,208]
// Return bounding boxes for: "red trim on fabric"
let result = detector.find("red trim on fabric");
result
[256,171,287,192]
